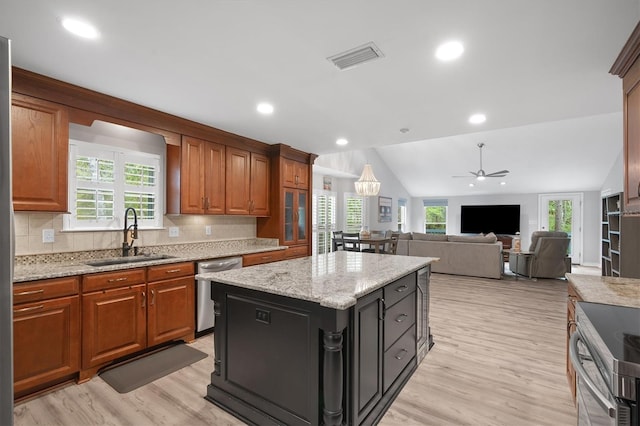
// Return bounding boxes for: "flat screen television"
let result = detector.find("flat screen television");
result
[460,204,520,235]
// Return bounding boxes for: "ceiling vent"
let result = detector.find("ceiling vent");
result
[328,42,384,70]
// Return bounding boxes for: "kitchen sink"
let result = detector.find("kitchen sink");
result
[85,254,175,267]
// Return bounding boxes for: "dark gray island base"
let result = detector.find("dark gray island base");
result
[198,252,435,426]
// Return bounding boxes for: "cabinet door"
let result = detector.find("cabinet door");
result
[180,136,205,214]
[225,147,251,214]
[11,93,68,212]
[13,295,80,397]
[147,277,195,347]
[250,152,270,216]
[82,285,147,368]
[203,141,226,214]
[625,63,640,212]
[283,189,296,245]
[296,190,308,244]
[352,288,384,423]
[283,159,309,189]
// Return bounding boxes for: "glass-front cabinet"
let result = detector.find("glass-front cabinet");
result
[283,188,308,246]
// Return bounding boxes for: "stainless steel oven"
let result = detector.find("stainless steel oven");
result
[570,302,639,426]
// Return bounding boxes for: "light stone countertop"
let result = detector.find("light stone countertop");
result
[196,251,438,310]
[13,240,285,283]
[567,273,640,308]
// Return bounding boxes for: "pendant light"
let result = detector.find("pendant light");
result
[355,164,380,196]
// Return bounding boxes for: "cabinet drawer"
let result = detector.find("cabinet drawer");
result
[384,291,415,350]
[383,326,416,393]
[284,245,308,259]
[242,250,285,267]
[147,261,194,281]
[13,276,79,304]
[384,273,416,308]
[82,268,146,293]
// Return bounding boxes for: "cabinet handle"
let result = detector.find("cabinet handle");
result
[107,277,128,283]
[205,197,210,210]
[142,291,146,308]
[14,289,44,296]
[165,269,181,274]
[261,256,272,260]
[378,298,386,321]
[567,320,576,336]
[395,285,408,293]
[295,175,299,185]
[151,289,156,306]
[14,304,44,313]
[202,197,205,209]
[394,348,408,360]
[395,313,408,323]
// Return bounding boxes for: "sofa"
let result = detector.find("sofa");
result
[396,232,503,279]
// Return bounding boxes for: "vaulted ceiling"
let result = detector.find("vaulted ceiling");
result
[2,1,638,196]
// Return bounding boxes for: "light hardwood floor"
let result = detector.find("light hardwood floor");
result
[13,273,577,426]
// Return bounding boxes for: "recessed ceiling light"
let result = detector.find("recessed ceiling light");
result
[435,41,464,61]
[468,183,475,187]
[256,103,274,115]
[336,138,349,146]
[469,113,486,124]
[62,18,99,39]
[500,181,506,185]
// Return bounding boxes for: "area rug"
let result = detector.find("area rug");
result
[99,344,208,393]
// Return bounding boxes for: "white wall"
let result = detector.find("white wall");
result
[601,150,624,196]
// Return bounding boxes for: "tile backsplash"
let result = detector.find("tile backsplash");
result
[14,212,257,256]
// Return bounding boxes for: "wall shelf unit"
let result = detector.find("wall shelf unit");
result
[601,192,640,278]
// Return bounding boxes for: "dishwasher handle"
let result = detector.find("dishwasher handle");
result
[198,257,243,272]
[569,332,617,418]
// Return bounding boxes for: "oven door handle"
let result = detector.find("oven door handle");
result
[569,332,617,418]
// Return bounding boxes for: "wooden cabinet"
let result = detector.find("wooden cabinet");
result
[257,146,316,259]
[11,93,68,211]
[225,147,270,215]
[13,277,80,399]
[283,158,309,189]
[180,136,225,214]
[242,249,286,267]
[147,262,195,347]
[566,281,582,403]
[81,269,147,369]
[611,22,640,214]
[82,263,195,372]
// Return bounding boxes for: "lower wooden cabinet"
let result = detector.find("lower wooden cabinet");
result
[13,277,80,398]
[82,284,147,369]
[147,275,195,347]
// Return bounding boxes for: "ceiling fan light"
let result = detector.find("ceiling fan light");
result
[355,164,381,196]
[476,175,485,181]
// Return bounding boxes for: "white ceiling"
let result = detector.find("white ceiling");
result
[2,1,638,197]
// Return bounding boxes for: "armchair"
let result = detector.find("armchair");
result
[509,231,571,279]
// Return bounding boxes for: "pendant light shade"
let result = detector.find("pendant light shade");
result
[355,164,381,196]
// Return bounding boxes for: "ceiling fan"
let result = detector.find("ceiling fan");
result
[453,142,509,181]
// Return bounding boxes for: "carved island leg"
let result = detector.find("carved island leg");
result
[213,298,221,377]
[323,330,344,426]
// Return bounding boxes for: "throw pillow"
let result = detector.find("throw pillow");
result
[448,233,497,243]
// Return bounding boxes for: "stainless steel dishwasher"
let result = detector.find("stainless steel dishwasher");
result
[197,257,242,334]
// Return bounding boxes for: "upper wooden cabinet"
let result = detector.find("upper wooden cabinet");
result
[180,136,225,214]
[283,158,309,189]
[11,93,69,212]
[611,22,640,214]
[225,147,270,216]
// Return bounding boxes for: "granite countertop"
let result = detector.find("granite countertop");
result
[196,251,438,310]
[566,273,640,308]
[13,240,286,283]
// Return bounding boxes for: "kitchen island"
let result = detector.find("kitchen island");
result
[196,251,437,426]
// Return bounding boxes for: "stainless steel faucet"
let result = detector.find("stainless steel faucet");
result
[122,207,138,257]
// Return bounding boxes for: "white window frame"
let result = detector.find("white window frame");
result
[344,193,364,233]
[397,199,407,232]
[64,140,164,231]
[424,199,448,234]
[312,190,337,255]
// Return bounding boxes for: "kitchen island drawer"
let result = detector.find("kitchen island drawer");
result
[82,268,146,293]
[147,261,194,281]
[384,272,416,307]
[13,276,79,304]
[384,291,415,350]
[383,326,416,393]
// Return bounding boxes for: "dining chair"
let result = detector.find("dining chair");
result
[342,232,361,252]
[332,231,344,251]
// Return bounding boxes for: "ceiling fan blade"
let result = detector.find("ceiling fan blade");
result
[485,170,509,177]
[452,175,473,178]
